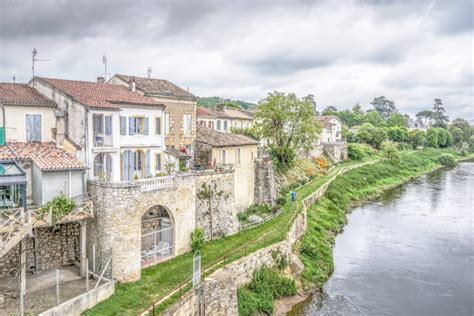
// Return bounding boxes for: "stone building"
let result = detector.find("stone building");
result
[108,74,197,167]
[196,105,253,133]
[195,125,259,211]
[306,115,348,163]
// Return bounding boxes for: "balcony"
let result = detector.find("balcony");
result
[138,176,174,192]
[94,134,113,147]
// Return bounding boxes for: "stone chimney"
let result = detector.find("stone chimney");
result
[97,76,105,83]
[147,67,152,79]
[129,77,136,92]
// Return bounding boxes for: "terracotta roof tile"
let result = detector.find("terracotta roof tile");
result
[0,83,57,107]
[196,125,259,147]
[37,77,164,109]
[0,142,85,171]
[196,106,253,120]
[114,74,197,100]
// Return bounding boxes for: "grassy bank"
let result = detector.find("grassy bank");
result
[299,148,470,289]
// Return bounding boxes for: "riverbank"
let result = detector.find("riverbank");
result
[285,148,472,313]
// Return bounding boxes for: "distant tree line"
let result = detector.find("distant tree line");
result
[197,96,256,110]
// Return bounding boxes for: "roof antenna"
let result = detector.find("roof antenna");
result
[32,48,51,78]
[147,67,152,79]
[12,76,15,83]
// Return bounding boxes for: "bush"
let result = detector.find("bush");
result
[238,204,273,223]
[313,156,328,170]
[348,144,365,160]
[276,197,287,207]
[381,140,400,164]
[190,228,205,253]
[305,165,317,178]
[436,154,457,168]
[39,194,76,223]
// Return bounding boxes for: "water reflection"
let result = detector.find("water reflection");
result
[292,163,473,316]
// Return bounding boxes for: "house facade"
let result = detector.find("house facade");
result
[316,115,343,144]
[195,125,258,211]
[108,74,197,164]
[30,77,166,182]
[197,105,253,133]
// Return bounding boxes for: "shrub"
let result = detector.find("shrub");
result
[313,156,328,170]
[436,154,457,168]
[39,194,76,223]
[348,144,365,160]
[276,197,287,207]
[408,129,426,149]
[190,228,205,253]
[381,140,400,164]
[305,165,317,178]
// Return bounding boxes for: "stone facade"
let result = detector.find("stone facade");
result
[0,223,80,277]
[324,142,348,163]
[254,147,278,206]
[195,172,238,240]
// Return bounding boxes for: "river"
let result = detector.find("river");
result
[291,162,473,316]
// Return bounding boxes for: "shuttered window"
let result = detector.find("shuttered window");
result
[183,114,192,136]
[155,117,162,135]
[26,114,41,142]
[155,153,162,171]
[120,116,127,135]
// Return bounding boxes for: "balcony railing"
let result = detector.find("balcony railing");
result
[138,176,174,192]
[94,134,113,147]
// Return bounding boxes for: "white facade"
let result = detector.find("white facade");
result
[1,105,56,142]
[317,117,343,144]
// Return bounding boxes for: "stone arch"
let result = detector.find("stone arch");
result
[140,204,175,267]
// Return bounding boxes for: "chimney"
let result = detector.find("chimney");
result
[147,67,152,79]
[97,76,105,83]
[129,77,136,92]
[54,109,66,146]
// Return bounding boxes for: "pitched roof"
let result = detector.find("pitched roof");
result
[197,106,217,117]
[36,77,164,109]
[316,115,341,126]
[196,125,259,147]
[196,106,254,120]
[0,83,57,107]
[0,142,85,171]
[113,74,197,100]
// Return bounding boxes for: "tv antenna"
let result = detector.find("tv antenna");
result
[102,55,110,81]
[32,48,51,77]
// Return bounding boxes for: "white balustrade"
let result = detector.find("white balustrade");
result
[138,176,174,192]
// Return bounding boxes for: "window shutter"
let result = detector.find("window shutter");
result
[156,118,161,135]
[156,154,161,171]
[145,150,151,176]
[121,151,129,181]
[129,117,135,135]
[128,150,135,181]
[105,116,112,135]
[120,116,127,135]
[26,115,34,141]
[144,118,149,135]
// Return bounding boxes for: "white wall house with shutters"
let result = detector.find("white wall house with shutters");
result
[88,106,166,182]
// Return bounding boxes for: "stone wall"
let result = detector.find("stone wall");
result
[0,223,80,277]
[323,143,348,163]
[195,172,238,240]
[254,147,278,206]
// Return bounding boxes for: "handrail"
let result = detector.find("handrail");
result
[138,176,174,192]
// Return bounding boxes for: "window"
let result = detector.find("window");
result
[183,114,192,136]
[93,114,113,146]
[120,116,127,135]
[217,120,221,130]
[236,148,241,164]
[93,153,112,181]
[134,151,144,171]
[208,121,214,129]
[155,117,162,135]
[155,153,162,171]
[26,114,41,141]
[164,113,170,135]
[223,120,228,131]
[129,117,149,135]
[221,149,226,164]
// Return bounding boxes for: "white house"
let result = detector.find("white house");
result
[196,106,253,133]
[316,115,343,144]
[30,77,167,182]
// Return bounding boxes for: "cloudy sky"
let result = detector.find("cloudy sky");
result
[0,0,472,119]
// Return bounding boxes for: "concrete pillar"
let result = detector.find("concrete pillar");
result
[20,240,26,299]
[80,221,87,277]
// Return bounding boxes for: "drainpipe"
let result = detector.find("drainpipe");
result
[1,103,5,145]
[68,170,72,198]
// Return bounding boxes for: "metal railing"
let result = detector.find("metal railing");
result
[138,176,174,192]
[93,134,113,147]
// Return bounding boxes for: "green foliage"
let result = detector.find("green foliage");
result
[238,266,297,315]
[322,105,338,115]
[348,143,365,160]
[190,228,205,253]
[238,204,273,223]
[255,91,321,171]
[371,127,388,149]
[431,98,449,128]
[381,140,400,164]
[386,113,407,127]
[436,154,457,168]
[449,118,472,142]
[364,110,385,127]
[39,195,76,223]
[345,131,358,143]
[198,96,256,110]
[230,126,260,141]
[371,96,397,119]
[408,129,426,149]
[426,128,439,147]
[387,126,408,143]
[450,127,464,147]
[416,110,433,126]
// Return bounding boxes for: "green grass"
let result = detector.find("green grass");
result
[299,148,469,289]
[84,158,364,315]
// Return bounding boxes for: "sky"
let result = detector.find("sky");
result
[0,0,472,120]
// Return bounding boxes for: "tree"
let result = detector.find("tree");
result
[449,118,471,142]
[364,110,384,127]
[450,127,464,147]
[387,113,408,127]
[322,106,338,116]
[352,103,364,115]
[408,129,426,149]
[437,128,448,147]
[255,92,321,169]
[381,140,400,164]
[426,128,439,147]
[370,127,388,149]
[356,123,374,144]
[415,110,433,127]
[338,109,364,127]
[431,99,449,128]
[387,127,408,143]
[371,96,397,119]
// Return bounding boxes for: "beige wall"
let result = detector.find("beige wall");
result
[211,144,257,211]
[3,105,56,142]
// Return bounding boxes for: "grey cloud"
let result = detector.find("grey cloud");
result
[246,53,333,75]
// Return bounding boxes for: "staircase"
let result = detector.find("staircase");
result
[0,208,33,257]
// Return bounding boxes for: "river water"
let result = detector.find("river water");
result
[292,162,473,316]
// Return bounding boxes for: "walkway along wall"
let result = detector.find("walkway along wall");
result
[161,161,375,315]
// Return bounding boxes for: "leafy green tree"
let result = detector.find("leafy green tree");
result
[431,99,449,128]
[386,113,407,127]
[415,110,433,126]
[338,109,364,127]
[370,127,388,149]
[381,140,400,164]
[364,110,385,127]
[322,106,338,116]
[449,118,471,142]
[437,128,448,147]
[255,92,321,170]
[356,123,374,144]
[450,127,464,147]
[408,129,426,149]
[352,103,364,115]
[371,96,397,119]
[426,128,439,147]
[387,127,408,142]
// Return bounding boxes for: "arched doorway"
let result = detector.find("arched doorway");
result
[141,205,174,266]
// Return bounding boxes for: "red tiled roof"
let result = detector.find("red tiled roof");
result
[0,142,85,171]
[196,107,216,117]
[196,125,259,147]
[0,83,57,107]
[37,77,164,109]
[196,106,253,120]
